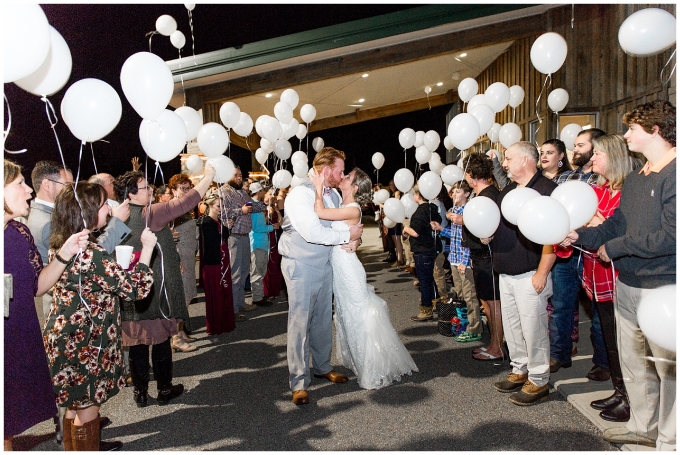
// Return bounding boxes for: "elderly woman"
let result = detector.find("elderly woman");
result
[3,160,88,451]
[44,182,156,450]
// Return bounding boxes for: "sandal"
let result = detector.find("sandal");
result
[472,350,503,361]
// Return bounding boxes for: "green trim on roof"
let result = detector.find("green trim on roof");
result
[168,4,537,82]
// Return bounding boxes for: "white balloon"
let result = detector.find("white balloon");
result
[551,180,599,230]
[261,116,282,143]
[637,284,676,352]
[156,15,177,36]
[383,217,397,229]
[274,101,293,124]
[424,130,441,153]
[312,137,325,152]
[372,152,385,170]
[280,89,300,110]
[184,4,196,11]
[414,131,425,148]
[291,151,308,165]
[508,85,525,108]
[120,52,174,120]
[255,115,267,137]
[488,123,502,143]
[300,104,316,123]
[293,161,308,178]
[517,196,570,245]
[401,193,417,218]
[374,189,390,204]
[296,124,307,140]
[443,136,454,150]
[384,198,406,223]
[448,113,480,151]
[274,139,292,160]
[457,77,478,103]
[255,148,268,165]
[415,145,432,164]
[399,128,416,149]
[468,103,495,136]
[417,171,442,200]
[3,4,50,83]
[170,30,186,49]
[15,26,71,97]
[219,102,240,129]
[424,86,432,95]
[484,82,510,113]
[258,138,272,154]
[619,8,676,57]
[429,154,446,174]
[139,110,187,163]
[548,88,569,113]
[463,196,501,238]
[185,155,203,174]
[530,32,568,75]
[500,187,541,225]
[467,94,487,110]
[207,155,236,184]
[441,165,464,185]
[560,123,583,150]
[282,118,299,140]
[197,122,229,158]
[233,112,253,137]
[393,168,415,193]
[499,122,522,149]
[60,78,122,143]
[272,169,293,189]
[174,106,202,141]
[291,175,308,188]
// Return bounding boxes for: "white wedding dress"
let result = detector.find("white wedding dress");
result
[331,203,418,389]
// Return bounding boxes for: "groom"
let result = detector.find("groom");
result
[279,147,363,405]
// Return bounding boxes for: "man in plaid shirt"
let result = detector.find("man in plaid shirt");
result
[218,167,267,320]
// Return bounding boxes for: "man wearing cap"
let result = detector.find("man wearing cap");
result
[249,182,280,306]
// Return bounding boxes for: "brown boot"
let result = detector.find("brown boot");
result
[63,417,74,451]
[72,416,123,451]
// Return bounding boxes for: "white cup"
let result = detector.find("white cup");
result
[115,245,134,269]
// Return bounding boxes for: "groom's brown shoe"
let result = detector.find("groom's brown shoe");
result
[313,370,348,383]
[292,390,309,405]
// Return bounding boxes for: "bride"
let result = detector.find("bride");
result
[311,167,418,389]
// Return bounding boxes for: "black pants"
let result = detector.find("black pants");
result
[592,299,628,397]
[128,338,173,391]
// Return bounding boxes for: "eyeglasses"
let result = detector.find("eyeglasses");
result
[46,178,73,186]
[176,186,191,191]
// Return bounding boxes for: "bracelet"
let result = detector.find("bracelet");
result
[54,252,71,265]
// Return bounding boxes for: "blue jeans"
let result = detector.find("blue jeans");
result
[549,254,583,363]
[414,252,436,307]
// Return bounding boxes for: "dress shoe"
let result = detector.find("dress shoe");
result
[586,365,611,381]
[253,298,273,307]
[602,427,655,447]
[313,370,348,383]
[133,388,147,408]
[549,358,572,373]
[292,390,309,405]
[590,392,623,411]
[600,399,630,422]
[157,384,184,405]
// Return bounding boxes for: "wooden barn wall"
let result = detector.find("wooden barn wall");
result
[474,3,676,144]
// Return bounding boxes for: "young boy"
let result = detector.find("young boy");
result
[431,181,483,342]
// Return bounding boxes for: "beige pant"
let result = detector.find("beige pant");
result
[452,265,482,335]
[250,248,269,302]
[433,252,448,299]
[617,280,676,450]
[401,219,414,267]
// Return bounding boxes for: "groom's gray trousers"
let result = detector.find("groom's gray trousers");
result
[282,257,334,391]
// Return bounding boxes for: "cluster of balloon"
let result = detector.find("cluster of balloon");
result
[156,14,186,51]
[290,151,309,188]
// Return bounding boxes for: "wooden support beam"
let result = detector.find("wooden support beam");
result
[308,90,458,132]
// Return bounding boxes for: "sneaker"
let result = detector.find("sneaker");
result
[410,305,434,322]
[235,312,248,322]
[455,331,482,343]
[494,373,528,393]
[241,303,258,312]
[602,427,655,447]
[509,381,549,406]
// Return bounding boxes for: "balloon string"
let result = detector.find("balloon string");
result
[227,129,231,158]
[571,4,575,29]
[154,242,172,320]
[305,123,310,157]
[146,31,158,53]
[426,93,431,110]
[404,149,407,168]
[178,49,187,106]
[90,143,98,174]
[145,156,151,229]
[154,160,165,188]
[188,9,197,65]
[533,74,551,147]
[4,94,27,154]
[42,96,66,170]
[513,107,516,123]
[72,141,89,229]
[660,49,676,88]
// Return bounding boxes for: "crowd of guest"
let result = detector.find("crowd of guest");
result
[3,100,675,450]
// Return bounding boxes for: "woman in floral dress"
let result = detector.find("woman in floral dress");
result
[43,182,156,451]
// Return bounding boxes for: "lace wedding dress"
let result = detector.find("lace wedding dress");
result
[331,203,418,389]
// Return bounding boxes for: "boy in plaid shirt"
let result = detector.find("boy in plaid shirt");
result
[431,181,483,342]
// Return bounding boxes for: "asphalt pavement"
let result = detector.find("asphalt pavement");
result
[17,217,648,451]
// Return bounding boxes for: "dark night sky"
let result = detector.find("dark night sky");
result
[4,4,453,187]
